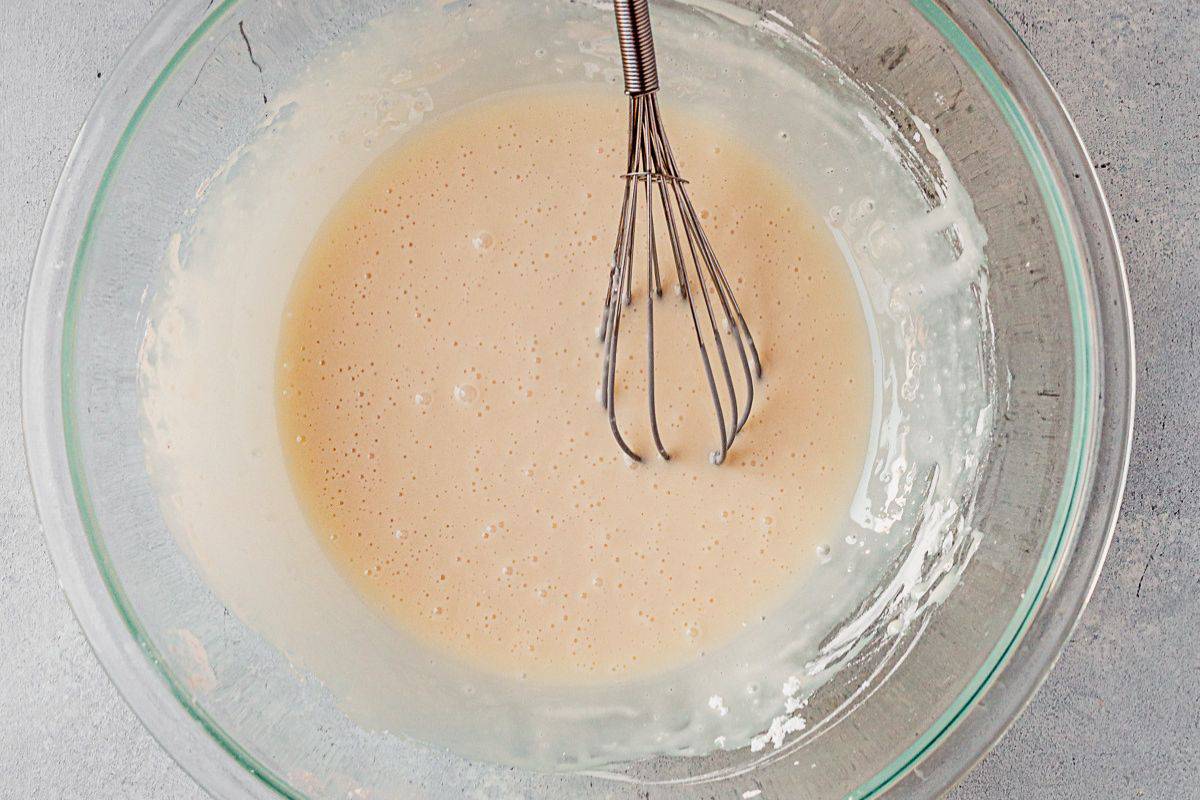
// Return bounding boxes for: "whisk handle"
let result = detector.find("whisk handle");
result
[612,0,660,95]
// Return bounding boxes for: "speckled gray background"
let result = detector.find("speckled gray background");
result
[0,1,1195,797]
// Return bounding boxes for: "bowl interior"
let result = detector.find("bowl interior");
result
[26,0,1128,798]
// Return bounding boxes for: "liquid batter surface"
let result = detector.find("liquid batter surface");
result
[277,88,872,683]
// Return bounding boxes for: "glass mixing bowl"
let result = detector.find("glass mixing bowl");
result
[22,0,1133,797]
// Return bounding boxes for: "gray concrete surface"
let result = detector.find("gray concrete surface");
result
[0,1,1195,797]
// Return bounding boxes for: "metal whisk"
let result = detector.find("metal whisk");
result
[599,0,763,465]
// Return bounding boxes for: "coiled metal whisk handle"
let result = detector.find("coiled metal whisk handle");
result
[613,0,660,95]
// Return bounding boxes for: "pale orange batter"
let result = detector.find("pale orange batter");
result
[277,87,872,684]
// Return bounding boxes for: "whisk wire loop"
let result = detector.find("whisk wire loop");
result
[598,85,762,465]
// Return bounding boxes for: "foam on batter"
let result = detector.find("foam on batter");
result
[276,87,872,683]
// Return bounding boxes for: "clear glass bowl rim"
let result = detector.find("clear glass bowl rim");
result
[20,0,1135,797]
